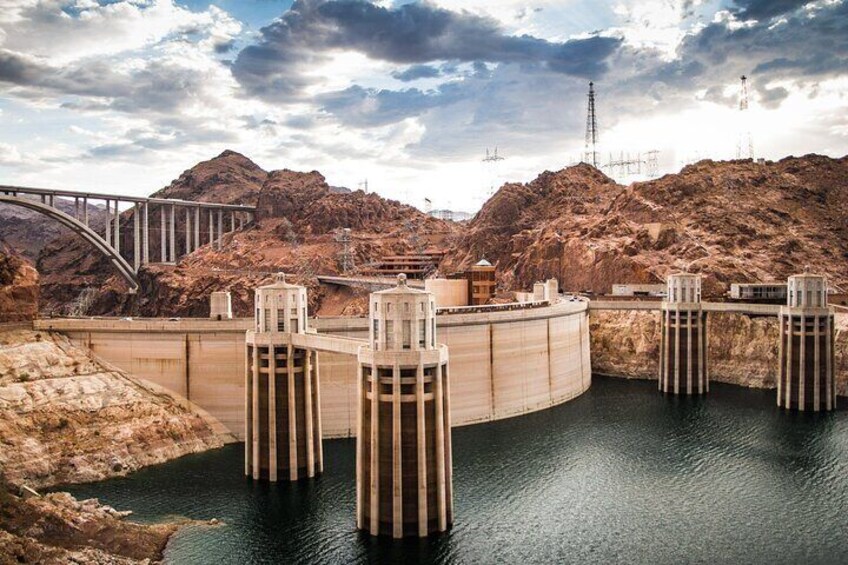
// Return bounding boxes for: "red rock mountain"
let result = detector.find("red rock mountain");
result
[450,156,848,296]
[14,151,848,316]
[34,151,454,316]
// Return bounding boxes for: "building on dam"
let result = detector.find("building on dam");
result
[245,273,323,481]
[356,273,453,538]
[659,272,708,395]
[777,272,836,411]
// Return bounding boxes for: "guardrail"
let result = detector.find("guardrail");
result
[437,299,551,316]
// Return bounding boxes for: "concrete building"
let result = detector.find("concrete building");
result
[729,283,786,302]
[424,278,468,307]
[245,274,323,481]
[450,259,497,306]
[356,274,452,538]
[209,291,232,320]
[611,283,665,297]
[777,273,836,411]
[659,273,708,395]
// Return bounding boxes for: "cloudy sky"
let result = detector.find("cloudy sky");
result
[1,0,846,212]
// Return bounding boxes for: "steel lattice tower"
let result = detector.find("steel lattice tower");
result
[736,75,754,160]
[584,82,599,168]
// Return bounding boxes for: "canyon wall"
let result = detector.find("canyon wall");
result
[590,310,848,396]
[0,251,38,322]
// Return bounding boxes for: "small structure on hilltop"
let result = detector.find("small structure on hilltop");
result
[659,272,708,395]
[367,252,445,279]
[245,273,323,481]
[777,272,836,411]
[209,291,232,320]
[356,274,453,538]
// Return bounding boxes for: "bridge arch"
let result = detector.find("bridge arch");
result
[0,195,139,292]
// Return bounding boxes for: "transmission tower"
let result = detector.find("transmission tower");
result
[335,227,354,274]
[736,75,754,160]
[584,82,599,168]
[482,147,505,202]
[357,179,369,193]
[645,150,660,178]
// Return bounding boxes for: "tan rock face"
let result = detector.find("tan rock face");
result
[0,250,38,322]
[0,330,233,489]
[590,310,848,396]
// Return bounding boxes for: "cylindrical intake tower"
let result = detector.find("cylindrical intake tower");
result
[245,273,323,481]
[777,273,836,411]
[659,272,708,394]
[356,274,453,538]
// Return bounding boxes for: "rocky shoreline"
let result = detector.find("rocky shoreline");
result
[0,329,235,563]
[590,310,848,397]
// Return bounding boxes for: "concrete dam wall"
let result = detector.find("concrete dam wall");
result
[35,301,592,439]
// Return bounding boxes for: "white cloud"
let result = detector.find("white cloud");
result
[0,0,241,64]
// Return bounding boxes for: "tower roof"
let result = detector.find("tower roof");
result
[474,258,493,267]
[258,272,301,290]
[373,273,427,295]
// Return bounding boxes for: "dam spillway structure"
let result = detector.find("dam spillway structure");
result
[245,273,323,481]
[356,273,453,539]
[777,272,836,411]
[659,272,708,395]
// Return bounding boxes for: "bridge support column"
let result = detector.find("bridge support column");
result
[357,274,452,538]
[194,207,200,250]
[105,200,112,248]
[160,206,166,263]
[217,209,223,250]
[142,202,149,265]
[185,208,191,255]
[133,203,140,272]
[169,204,176,263]
[209,209,214,246]
[659,273,708,395]
[113,200,120,256]
[83,197,89,227]
[777,272,836,411]
[245,274,323,482]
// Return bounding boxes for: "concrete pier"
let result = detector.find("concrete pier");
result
[777,273,836,411]
[659,273,708,395]
[357,274,452,538]
[245,274,322,481]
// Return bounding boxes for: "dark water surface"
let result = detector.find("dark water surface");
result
[65,377,848,564]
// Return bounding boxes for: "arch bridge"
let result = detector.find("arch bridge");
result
[0,185,256,293]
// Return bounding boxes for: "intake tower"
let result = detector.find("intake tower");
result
[777,272,836,411]
[659,272,708,395]
[356,274,453,538]
[245,273,323,481]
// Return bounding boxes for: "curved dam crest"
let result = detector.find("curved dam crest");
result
[35,299,592,439]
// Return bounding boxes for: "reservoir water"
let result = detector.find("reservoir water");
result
[65,377,848,564]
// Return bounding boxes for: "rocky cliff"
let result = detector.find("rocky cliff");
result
[590,310,848,396]
[453,156,848,296]
[0,329,234,488]
[15,151,848,316]
[35,150,455,317]
[0,249,38,322]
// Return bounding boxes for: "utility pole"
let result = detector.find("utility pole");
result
[584,82,599,168]
[736,75,754,160]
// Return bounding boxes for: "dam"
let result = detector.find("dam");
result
[35,296,592,439]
